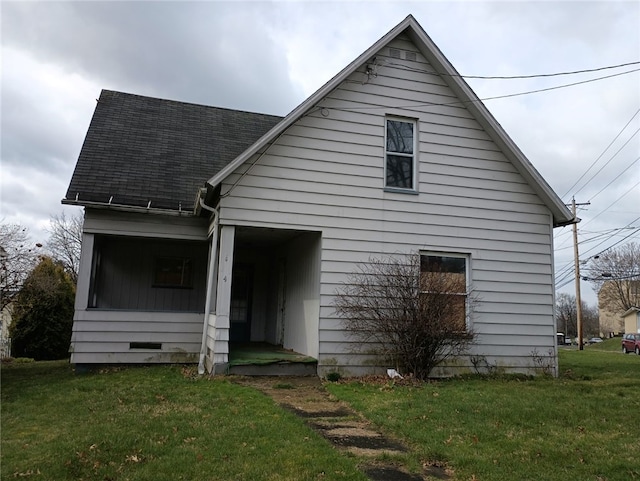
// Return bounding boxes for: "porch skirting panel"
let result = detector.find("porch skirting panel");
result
[70,310,202,364]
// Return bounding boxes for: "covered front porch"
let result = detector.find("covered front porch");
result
[203,225,322,375]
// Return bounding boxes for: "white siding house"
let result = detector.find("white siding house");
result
[64,15,573,376]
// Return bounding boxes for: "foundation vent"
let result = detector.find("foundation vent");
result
[130,342,162,350]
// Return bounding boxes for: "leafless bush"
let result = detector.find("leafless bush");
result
[334,253,477,380]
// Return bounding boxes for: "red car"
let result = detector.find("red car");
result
[621,333,640,355]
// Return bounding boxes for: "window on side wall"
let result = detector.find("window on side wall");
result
[385,117,416,190]
[420,254,468,332]
[153,257,193,288]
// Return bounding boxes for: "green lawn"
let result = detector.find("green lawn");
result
[2,350,638,481]
[1,362,366,481]
[327,349,640,481]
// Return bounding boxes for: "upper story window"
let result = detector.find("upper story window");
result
[385,118,416,190]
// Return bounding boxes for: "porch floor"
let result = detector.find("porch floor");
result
[228,343,317,376]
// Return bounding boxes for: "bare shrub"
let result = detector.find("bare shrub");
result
[334,253,477,380]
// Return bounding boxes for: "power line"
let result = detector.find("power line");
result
[561,108,640,199]
[330,67,640,112]
[462,61,640,79]
[572,127,640,198]
[555,227,638,251]
[580,181,640,229]
[589,156,640,202]
[583,220,640,259]
[382,60,640,80]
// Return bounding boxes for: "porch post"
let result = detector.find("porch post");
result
[70,232,94,362]
[74,232,94,311]
[212,225,235,373]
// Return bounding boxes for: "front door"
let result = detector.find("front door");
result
[230,265,253,342]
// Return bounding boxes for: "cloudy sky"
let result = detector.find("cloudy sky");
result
[1,1,639,304]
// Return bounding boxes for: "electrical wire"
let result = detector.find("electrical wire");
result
[460,61,640,79]
[589,156,640,202]
[323,68,640,112]
[561,108,640,199]
[579,181,640,229]
[571,127,640,198]
[382,60,640,80]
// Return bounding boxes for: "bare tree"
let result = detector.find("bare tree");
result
[555,292,599,338]
[334,253,476,380]
[0,222,41,311]
[555,292,577,337]
[582,303,600,338]
[587,242,640,313]
[45,212,83,284]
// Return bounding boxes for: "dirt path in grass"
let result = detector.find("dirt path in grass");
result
[232,376,451,481]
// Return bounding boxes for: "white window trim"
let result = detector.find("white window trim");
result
[384,116,418,192]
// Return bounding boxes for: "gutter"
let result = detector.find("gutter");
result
[62,198,193,217]
[197,196,220,375]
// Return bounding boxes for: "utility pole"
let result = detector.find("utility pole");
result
[571,197,590,350]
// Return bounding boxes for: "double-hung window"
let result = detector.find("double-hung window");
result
[420,253,469,332]
[385,118,416,190]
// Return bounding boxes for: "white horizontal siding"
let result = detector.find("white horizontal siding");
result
[217,35,556,375]
[70,310,203,364]
[84,209,208,240]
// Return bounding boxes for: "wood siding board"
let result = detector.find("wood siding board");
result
[71,342,201,353]
[227,192,547,227]
[73,331,200,343]
[223,197,550,235]
[223,181,545,214]
[72,320,202,333]
[324,89,470,118]
[337,81,460,108]
[365,73,460,100]
[83,210,208,240]
[423,163,528,185]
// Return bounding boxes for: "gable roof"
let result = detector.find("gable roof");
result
[207,15,573,227]
[64,90,282,212]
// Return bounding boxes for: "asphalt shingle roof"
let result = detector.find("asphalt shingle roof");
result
[65,90,283,211]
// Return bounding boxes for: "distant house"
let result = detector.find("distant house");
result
[622,307,640,334]
[63,15,573,377]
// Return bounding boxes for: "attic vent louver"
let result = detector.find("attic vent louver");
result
[405,51,417,62]
[389,48,401,59]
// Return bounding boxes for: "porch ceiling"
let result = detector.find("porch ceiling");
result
[234,226,312,248]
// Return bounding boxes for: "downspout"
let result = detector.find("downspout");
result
[198,197,220,375]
